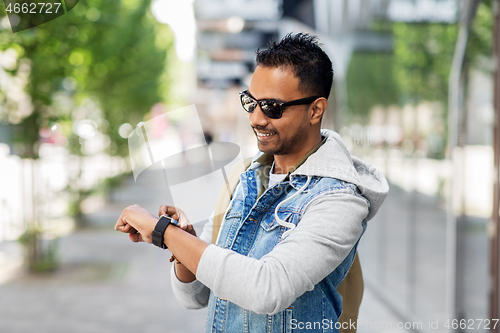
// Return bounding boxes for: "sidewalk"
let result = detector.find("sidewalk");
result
[0,176,208,333]
[0,174,409,333]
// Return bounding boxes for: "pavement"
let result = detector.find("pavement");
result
[0,176,209,333]
[359,183,489,331]
[0,174,442,333]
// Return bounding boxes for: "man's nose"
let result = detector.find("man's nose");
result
[248,104,269,127]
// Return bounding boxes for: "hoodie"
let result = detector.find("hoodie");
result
[170,129,389,316]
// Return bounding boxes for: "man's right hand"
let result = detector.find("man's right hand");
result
[158,205,197,237]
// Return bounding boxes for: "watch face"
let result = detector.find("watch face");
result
[160,215,179,226]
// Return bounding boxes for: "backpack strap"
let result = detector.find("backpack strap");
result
[211,157,253,244]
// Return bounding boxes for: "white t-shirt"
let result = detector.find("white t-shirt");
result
[268,162,286,188]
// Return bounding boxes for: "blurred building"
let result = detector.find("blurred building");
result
[191,0,461,149]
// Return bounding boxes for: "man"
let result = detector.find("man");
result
[116,33,389,332]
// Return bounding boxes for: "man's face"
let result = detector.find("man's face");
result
[247,65,312,156]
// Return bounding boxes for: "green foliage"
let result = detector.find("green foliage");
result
[346,22,459,118]
[0,1,174,269]
[0,0,174,158]
[346,52,400,121]
[346,6,495,160]
[346,4,493,125]
[346,22,458,121]
[79,1,173,156]
[467,0,493,68]
[18,228,60,272]
[392,22,458,105]
[100,171,128,194]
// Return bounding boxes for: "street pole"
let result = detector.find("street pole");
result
[490,0,500,328]
[447,0,481,323]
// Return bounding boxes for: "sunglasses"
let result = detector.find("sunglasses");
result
[239,90,322,119]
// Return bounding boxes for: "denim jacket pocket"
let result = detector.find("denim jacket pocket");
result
[260,211,298,232]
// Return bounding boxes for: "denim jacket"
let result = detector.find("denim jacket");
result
[171,129,389,333]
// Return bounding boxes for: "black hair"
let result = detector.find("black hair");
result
[255,33,333,99]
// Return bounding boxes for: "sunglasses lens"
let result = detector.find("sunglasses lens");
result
[260,101,281,119]
[239,92,282,119]
[241,94,256,113]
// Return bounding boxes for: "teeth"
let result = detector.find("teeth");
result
[257,132,274,137]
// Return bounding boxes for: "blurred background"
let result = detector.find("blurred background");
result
[0,0,499,332]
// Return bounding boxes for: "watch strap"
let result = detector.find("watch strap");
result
[152,216,172,249]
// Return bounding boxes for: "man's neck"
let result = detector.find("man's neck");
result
[272,133,322,174]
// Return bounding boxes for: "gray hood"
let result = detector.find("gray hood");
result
[252,129,389,222]
[294,129,389,221]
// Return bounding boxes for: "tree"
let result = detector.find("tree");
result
[0,0,174,270]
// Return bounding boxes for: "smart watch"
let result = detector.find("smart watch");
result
[152,215,178,249]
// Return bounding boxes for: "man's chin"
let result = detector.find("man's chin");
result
[258,142,274,154]
[258,142,281,155]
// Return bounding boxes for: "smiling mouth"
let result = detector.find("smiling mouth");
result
[255,130,276,139]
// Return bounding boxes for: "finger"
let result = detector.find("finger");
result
[159,205,180,222]
[158,205,167,217]
[129,233,143,242]
[178,221,188,230]
[120,223,139,236]
[186,224,197,236]
[115,213,127,231]
[116,217,131,231]
[165,206,180,221]
[123,223,135,234]
[115,218,130,233]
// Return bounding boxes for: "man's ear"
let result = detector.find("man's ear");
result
[310,98,327,125]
